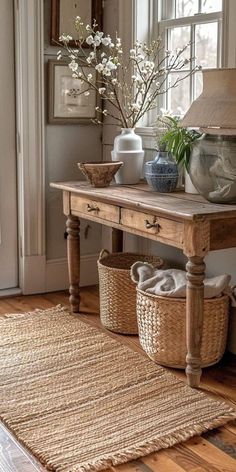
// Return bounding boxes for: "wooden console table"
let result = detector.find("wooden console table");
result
[51,181,236,388]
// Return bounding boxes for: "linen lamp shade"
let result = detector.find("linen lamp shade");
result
[180,68,236,135]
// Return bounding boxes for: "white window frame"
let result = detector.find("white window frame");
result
[135,0,236,137]
[157,1,223,114]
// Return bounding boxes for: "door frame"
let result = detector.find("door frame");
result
[14,0,46,294]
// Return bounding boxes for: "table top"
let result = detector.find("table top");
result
[50,181,236,221]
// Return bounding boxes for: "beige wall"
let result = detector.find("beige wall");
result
[44,0,103,260]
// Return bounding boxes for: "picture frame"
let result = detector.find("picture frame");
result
[48,60,98,124]
[51,0,103,47]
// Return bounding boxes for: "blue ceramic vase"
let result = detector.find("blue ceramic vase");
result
[145,150,179,193]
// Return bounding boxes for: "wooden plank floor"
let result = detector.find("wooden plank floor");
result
[0,287,236,472]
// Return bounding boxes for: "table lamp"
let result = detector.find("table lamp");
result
[180,68,236,203]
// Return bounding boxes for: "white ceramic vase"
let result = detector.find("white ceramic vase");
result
[111,128,144,185]
[185,169,198,194]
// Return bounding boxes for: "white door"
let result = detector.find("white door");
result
[0,0,18,290]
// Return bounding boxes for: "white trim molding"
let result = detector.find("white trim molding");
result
[136,126,156,148]
[46,254,99,293]
[19,254,99,295]
[223,0,236,67]
[14,0,46,294]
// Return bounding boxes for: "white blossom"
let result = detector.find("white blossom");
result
[106,60,117,70]
[102,35,112,46]
[93,33,103,47]
[86,51,96,64]
[95,63,104,73]
[86,35,94,45]
[144,61,155,70]
[59,34,72,43]
[131,103,141,112]
[69,61,78,72]
[96,58,117,76]
[59,21,199,129]
[116,37,122,48]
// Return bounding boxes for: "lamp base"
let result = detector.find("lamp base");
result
[189,134,236,204]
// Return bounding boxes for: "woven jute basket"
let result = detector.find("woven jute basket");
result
[136,289,229,368]
[97,250,163,334]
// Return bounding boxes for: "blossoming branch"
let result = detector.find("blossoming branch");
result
[58,17,201,128]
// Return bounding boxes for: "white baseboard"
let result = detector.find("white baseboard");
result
[20,255,46,294]
[20,253,99,294]
[0,287,22,298]
[45,253,99,292]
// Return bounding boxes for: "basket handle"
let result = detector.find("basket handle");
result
[98,249,110,261]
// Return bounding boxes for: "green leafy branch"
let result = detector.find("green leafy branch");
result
[156,116,202,170]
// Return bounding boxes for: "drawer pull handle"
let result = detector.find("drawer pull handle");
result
[145,219,160,231]
[87,204,100,212]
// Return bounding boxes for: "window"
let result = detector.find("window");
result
[158,0,223,115]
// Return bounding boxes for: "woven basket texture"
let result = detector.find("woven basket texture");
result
[137,289,229,368]
[97,252,163,334]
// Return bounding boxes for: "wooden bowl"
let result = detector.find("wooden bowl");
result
[78,161,123,188]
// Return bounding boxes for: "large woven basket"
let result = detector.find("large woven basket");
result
[97,251,163,334]
[136,289,229,368]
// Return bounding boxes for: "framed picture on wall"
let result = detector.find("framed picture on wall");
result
[48,60,97,124]
[51,0,103,47]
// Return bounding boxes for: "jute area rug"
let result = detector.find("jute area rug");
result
[0,306,235,472]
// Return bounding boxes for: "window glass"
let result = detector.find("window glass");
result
[195,22,218,68]
[201,0,222,13]
[158,0,222,115]
[194,71,203,100]
[176,0,198,18]
[167,73,190,114]
[168,26,191,68]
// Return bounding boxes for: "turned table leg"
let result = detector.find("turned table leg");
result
[66,215,80,313]
[186,256,206,387]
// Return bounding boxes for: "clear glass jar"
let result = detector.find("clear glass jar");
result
[189,134,236,203]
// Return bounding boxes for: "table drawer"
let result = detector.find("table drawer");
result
[71,195,120,223]
[121,209,183,245]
